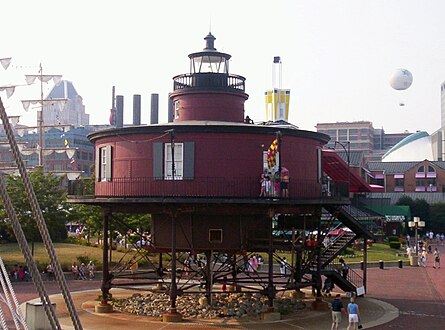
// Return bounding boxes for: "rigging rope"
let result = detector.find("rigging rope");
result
[0,97,83,330]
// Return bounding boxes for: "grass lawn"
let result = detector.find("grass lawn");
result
[275,242,409,264]
[0,241,408,273]
[0,242,132,272]
[344,243,409,263]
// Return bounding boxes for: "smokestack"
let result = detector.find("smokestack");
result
[133,94,141,125]
[168,97,174,123]
[116,95,124,128]
[150,93,159,124]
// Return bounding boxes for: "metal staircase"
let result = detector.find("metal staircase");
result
[320,229,357,267]
[313,205,373,294]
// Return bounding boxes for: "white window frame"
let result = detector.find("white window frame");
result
[174,101,180,119]
[97,145,112,182]
[263,150,279,172]
[100,147,107,182]
[165,143,183,180]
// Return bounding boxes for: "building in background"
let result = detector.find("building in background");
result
[0,80,95,180]
[44,80,89,127]
[316,121,411,161]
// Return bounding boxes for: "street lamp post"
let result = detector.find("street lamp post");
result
[408,216,425,266]
[334,141,351,196]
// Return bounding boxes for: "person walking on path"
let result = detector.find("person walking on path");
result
[433,247,441,268]
[420,248,428,267]
[331,293,345,330]
[347,296,361,330]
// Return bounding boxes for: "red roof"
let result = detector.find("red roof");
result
[322,150,384,193]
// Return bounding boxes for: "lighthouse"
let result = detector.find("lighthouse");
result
[169,32,249,122]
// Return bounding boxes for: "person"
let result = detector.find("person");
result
[183,257,191,277]
[331,294,345,330]
[420,248,428,267]
[347,296,360,330]
[79,263,88,280]
[46,263,54,281]
[259,173,267,197]
[323,235,331,248]
[264,175,272,197]
[87,260,96,279]
[71,262,79,280]
[280,257,287,275]
[221,276,227,292]
[323,277,335,296]
[339,258,349,279]
[433,247,441,268]
[406,245,412,257]
[23,265,30,281]
[18,265,26,281]
[280,166,290,197]
[257,254,264,270]
[244,115,254,124]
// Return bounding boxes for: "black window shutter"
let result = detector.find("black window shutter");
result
[183,142,195,179]
[153,142,163,179]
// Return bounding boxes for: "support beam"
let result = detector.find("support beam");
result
[96,209,113,313]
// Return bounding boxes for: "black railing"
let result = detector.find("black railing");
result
[325,257,363,289]
[68,177,350,200]
[173,73,245,92]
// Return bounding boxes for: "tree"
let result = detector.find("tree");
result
[429,203,445,233]
[0,168,69,242]
[397,195,431,230]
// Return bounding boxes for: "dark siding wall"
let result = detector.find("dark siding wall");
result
[95,131,323,196]
[173,93,246,122]
[152,213,269,250]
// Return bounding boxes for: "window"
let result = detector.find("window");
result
[395,178,404,186]
[263,151,279,171]
[416,166,426,179]
[415,179,425,191]
[165,143,183,179]
[96,145,112,182]
[209,229,223,243]
[100,148,107,181]
[174,101,180,119]
[153,142,194,179]
[427,179,437,192]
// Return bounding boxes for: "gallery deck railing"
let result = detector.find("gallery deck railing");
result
[173,73,246,92]
[68,177,350,200]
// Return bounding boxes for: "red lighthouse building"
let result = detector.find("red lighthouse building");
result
[70,32,373,319]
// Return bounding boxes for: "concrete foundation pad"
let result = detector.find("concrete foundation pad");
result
[162,312,183,322]
[260,312,281,321]
[95,303,113,313]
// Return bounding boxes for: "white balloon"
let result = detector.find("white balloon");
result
[389,69,413,90]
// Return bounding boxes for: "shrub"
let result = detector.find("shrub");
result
[388,236,400,242]
[389,242,401,249]
[76,254,99,268]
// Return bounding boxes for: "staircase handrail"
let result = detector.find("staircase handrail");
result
[324,256,363,288]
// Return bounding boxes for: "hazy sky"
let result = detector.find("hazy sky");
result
[1,0,444,134]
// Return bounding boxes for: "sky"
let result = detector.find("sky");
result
[1,0,445,134]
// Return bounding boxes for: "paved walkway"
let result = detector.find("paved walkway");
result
[3,244,445,329]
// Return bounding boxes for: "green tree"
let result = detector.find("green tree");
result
[429,202,445,233]
[0,168,69,242]
[397,195,431,231]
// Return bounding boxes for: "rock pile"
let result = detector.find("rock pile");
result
[112,292,306,319]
